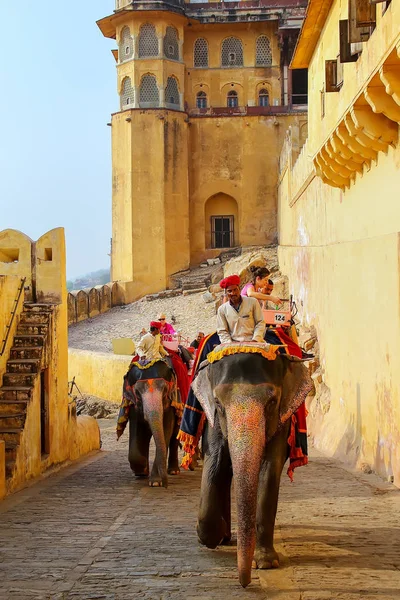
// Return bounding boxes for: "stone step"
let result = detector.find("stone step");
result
[5,459,15,479]
[10,347,43,360]
[0,387,33,402]
[17,324,48,336]
[0,413,26,428]
[0,401,29,415]
[0,429,22,445]
[182,280,209,290]
[2,373,36,387]
[4,440,18,462]
[20,312,50,325]
[23,303,53,313]
[182,288,208,296]
[6,359,41,374]
[13,334,46,348]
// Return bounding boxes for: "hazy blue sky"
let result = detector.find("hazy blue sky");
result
[0,2,116,279]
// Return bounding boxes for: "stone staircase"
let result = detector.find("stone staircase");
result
[0,304,52,479]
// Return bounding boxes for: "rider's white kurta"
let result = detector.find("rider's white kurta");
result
[136,332,168,361]
[216,296,265,344]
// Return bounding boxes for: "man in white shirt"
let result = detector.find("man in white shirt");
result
[137,322,169,363]
[217,275,265,344]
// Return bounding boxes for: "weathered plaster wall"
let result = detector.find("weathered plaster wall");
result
[68,349,130,403]
[0,229,100,496]
[111,109,190,301]
[278,132,400,487]
[189,113,307,265]
[0,275,24,378]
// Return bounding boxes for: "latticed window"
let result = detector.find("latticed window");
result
[121,77,134,109]
[119,26,133,62]
[163,26,179,61]
[227,90,238,108]
[258,88,269,106]
[165,77,180,108]
[139,74,159,107]
[196,91,207,109]
[256,36,272,67]
[221,37,243,67]
[138,23,159,58]
[194,38,208,67]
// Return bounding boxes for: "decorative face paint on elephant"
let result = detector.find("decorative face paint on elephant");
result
[118,360,182,488]
[192,352,313,588]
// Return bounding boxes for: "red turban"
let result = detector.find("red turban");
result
[219,275,240,289]
[150,321,162,329]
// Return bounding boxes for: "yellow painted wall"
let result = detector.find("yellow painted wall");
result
[111,109,190,299]
[189,113,307,265]
[68,349,130,403]
[0,229,100,496]
[184,21,281,109]
[0,275,24,378]
[278,123,400,487]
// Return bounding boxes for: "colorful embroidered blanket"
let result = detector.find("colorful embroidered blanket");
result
[177,330,309,479]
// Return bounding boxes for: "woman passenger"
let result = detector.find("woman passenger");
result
[241,266,283,307]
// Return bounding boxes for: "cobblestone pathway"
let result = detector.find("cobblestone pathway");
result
[1,419,400,600]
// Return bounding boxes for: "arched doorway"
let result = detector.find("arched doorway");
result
[205,193,238,249]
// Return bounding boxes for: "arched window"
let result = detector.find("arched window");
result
[119,26,133,62]
[163,26,179,61]
[258,88,269,106]
[196,91,207,109]
[227,90,238,108]
[194,38,208,67]
[139,74,159,107]
[256,36,272,67]
[221,37,243,67]
[138,23,159,58]
[121,77,134,109]
[165,77,180,108]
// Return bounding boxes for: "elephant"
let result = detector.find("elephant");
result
[122,360,181,488]
[191,351,313,587]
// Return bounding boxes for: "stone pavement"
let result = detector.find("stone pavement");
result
[1,419,400,600]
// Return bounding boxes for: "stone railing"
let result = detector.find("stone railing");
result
[68,282,125,326]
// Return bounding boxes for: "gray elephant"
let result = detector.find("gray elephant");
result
[191,351,313,587]
[117,360,181,487]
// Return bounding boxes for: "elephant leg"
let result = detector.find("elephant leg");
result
[254,421,290,569]
[197,421,232,549]
[168,415,180,475]
[128,409,151,477]
[149,408,175,485]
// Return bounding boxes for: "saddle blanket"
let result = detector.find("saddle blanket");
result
[177,330,308,480]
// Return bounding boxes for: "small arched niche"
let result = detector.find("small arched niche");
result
[205,193,238,249]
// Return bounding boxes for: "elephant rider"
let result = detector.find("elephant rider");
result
[216,275,266,344]
[137,322,169,365]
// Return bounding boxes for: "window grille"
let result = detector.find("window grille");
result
[138,23,159,58]
[163,26,179,61]
[258,88,269,106]
[196,91,207,109]
[139,74,160,107]
[256,36,272,66]
[194,38,208,67]
[221,37,243,67]
[211,216,234,249]
[227,90,238,108]
[165,77,180,108]
[121,77,134,109]
[119,26,133,62]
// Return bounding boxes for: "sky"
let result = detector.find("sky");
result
[0,1,117,279]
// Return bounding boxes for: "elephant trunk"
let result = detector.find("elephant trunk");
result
[143,388,168,488]
[226,400,266,588]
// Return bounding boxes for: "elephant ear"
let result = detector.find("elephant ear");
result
[191,366,216,427]
[280,356,314,424]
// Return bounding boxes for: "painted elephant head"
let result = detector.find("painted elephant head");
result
[192,352,313,587]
